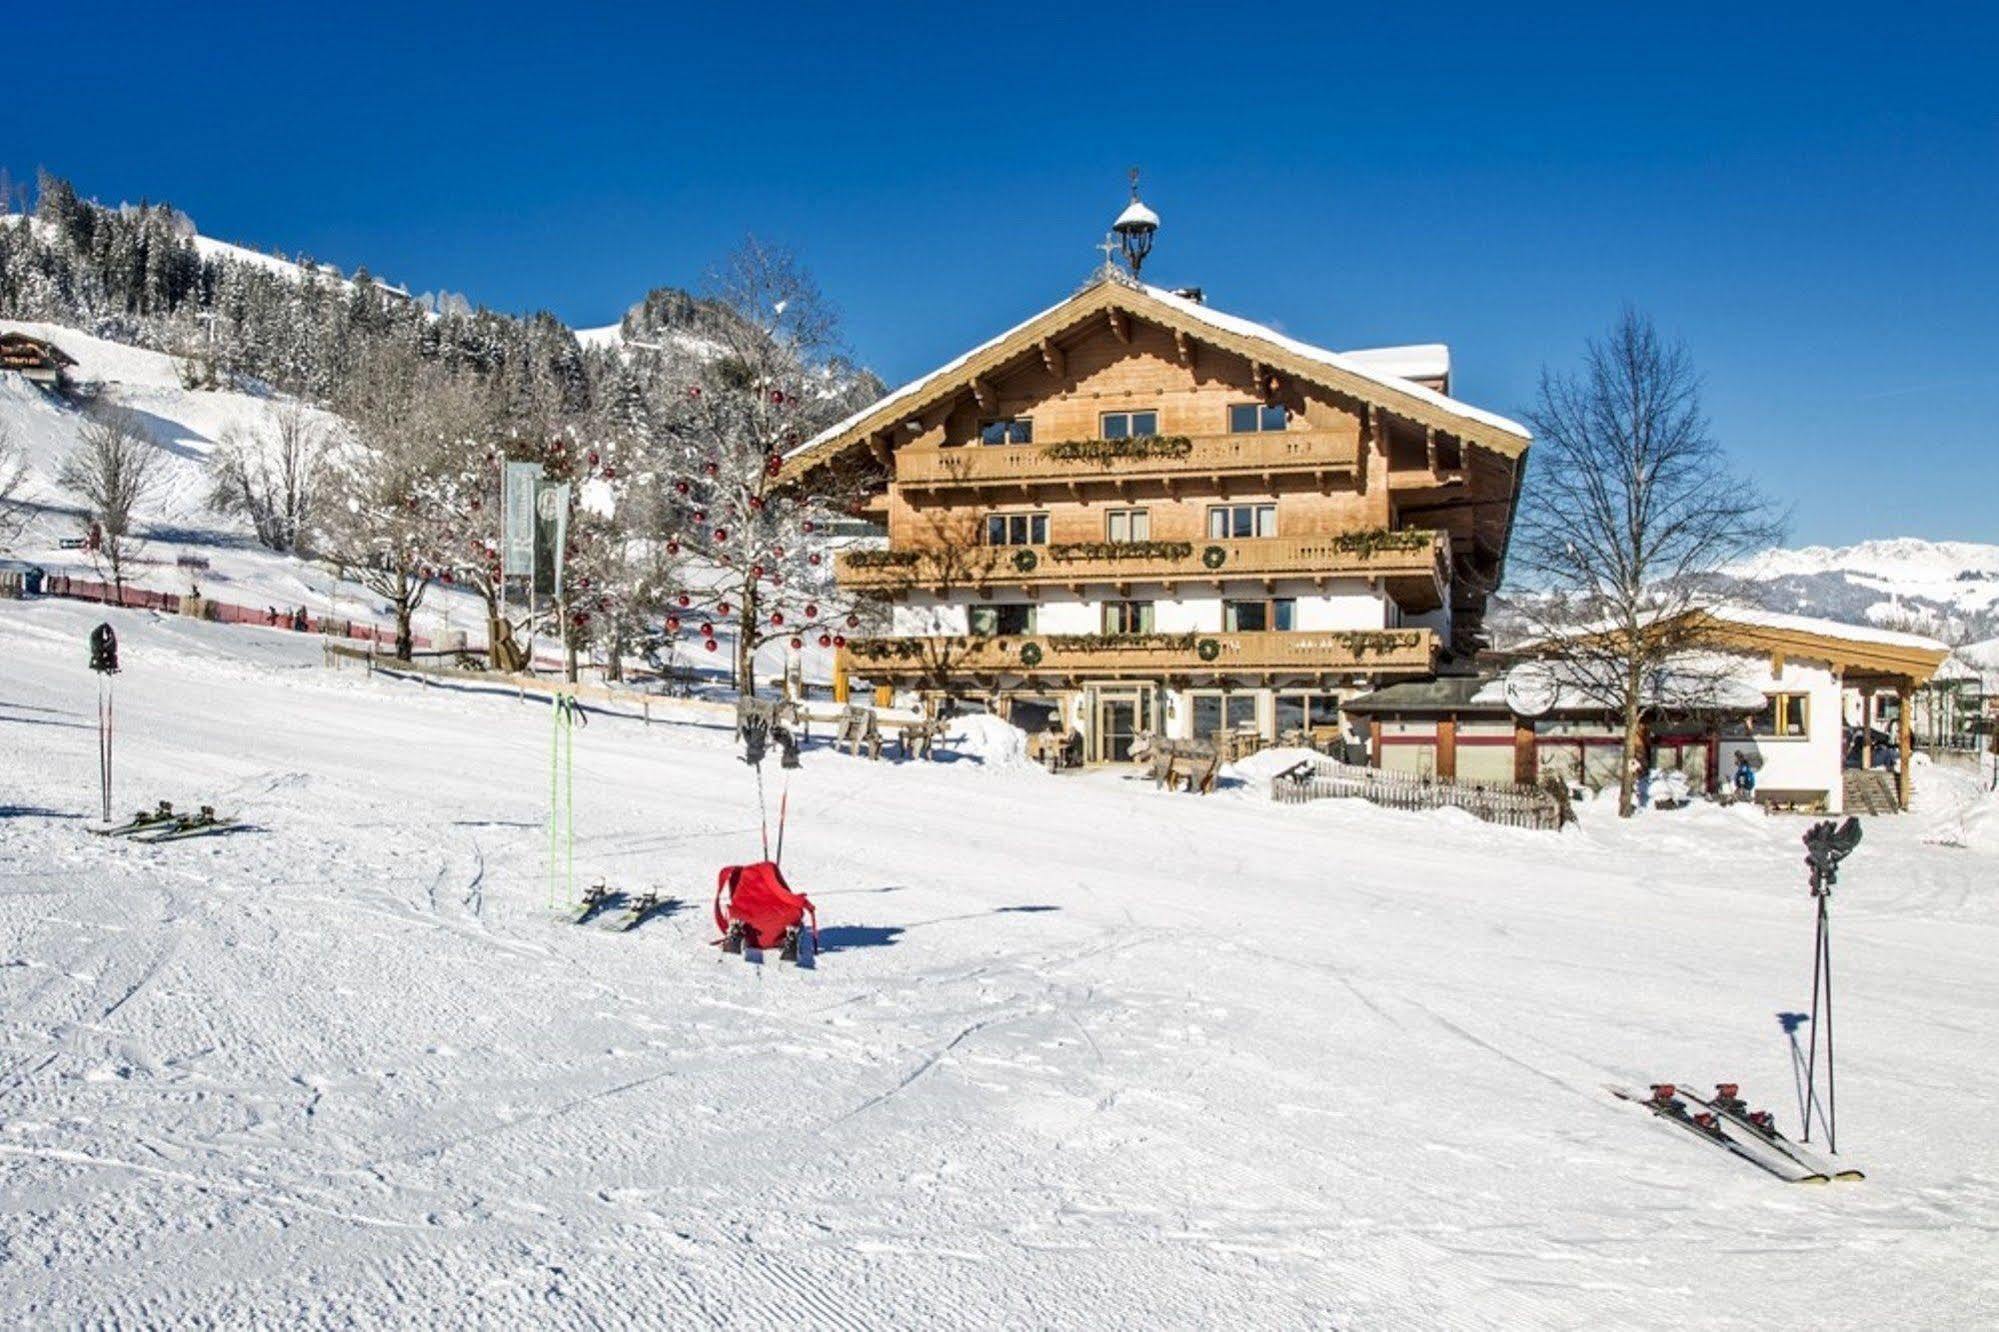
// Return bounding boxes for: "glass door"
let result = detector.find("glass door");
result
[1089,686,1154,763]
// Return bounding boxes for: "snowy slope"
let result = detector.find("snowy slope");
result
[2,599,1997,1326]
[0,319,488,637]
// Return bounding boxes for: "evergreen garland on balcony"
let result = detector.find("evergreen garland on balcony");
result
[1045,540,1195,564]
[844,549,919,569]
[1039,435,1194,464]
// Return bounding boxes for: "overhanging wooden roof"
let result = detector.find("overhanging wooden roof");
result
[781,275,1530,484]
[1694,609,1952,687]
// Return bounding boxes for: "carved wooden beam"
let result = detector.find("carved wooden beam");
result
[1039,338,1065,380]
[1173,329,1194,368]
[1425,427,1438,475]
[866,434,892,466]
[971,377,994,411]
[1107,308,1130,344]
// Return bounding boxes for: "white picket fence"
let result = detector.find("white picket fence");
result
[1271,754,1567,831]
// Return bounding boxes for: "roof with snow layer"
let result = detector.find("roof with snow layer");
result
[781,274,1526,483]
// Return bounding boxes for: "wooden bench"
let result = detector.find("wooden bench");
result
[1755,788,1829,814]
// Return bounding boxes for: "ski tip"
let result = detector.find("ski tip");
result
[1795,1174,1832,1186]
[1835,1170,1867,1182]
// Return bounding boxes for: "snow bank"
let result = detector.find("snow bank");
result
[1221,744,1319,786]
[941,712,1032,769]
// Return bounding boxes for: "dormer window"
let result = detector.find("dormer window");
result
[1229,403,1289,433]
[979,418,1033,445]
[1101,410,1158,439]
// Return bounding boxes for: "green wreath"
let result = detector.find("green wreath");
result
[1196,638,1221,662]
[1201,545,1228,570]
[1012,548,1039,573]
[1020,642,1044,667]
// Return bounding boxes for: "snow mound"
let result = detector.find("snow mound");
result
[941,713,1032,769]
[1222,745,1320,785]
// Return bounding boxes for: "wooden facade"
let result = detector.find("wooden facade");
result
[788,275,1532,762]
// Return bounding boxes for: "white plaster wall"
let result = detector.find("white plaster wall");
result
[890,597,968,637]
[1715,655,1846,813]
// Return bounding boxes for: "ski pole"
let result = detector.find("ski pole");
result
[774,782,789,867]
[1821,899,1836,1154]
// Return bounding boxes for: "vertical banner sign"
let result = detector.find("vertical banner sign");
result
[503,462,542,578]
[536,481,572,601]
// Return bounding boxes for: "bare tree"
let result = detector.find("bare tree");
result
[0,421,32,551]
[1512,309,1785,817]
[209,400,332,553]
[318,348,464,660]
[59,404,163,598]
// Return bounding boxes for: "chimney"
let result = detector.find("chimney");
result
[1170,286,1205,305]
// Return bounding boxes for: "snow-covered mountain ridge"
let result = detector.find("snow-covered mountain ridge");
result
[1716,537,1999,649]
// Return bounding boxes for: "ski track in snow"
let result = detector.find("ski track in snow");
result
[2,601,1998,1327]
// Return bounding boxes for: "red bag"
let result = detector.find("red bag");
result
[714,861,817,950]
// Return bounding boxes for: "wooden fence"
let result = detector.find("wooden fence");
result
[27,573,426,651]
[1271,754,1569,831]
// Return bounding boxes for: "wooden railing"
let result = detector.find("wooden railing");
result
[840,627,1436,678]
[837,530,1449,608]
[894,430,1360,490]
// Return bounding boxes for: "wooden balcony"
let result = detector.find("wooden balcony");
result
[893,431,1360,493]
[837,530,1450,611]
[839,627,1437,681]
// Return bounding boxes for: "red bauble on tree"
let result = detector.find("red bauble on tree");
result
[833,634,846,648]
[818,634,831,648]
[704,638,717,652]
[805,603,818,618]
[666,616,681,633]
[789,637,802,650]
[700,622,714,636]
[770,611,785,626]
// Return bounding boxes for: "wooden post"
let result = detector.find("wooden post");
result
[1369,718,1382,768]
[1897,685,1913,810]
[1859,688,1875,768]
[873,684,894,709]
[832,660,850,705]
[1436,716,1457,780]
[1514,721,1536,786]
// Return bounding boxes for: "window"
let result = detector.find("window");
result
[1749,692,1810,738]
[1207,503,1277,539]
[969,603,1037,636]
[1223,598,1295,632]
[1192,692,1261,739]
[1276,692,1342,733]
[1105,508,1150,542]
[1228,403,1289,433]
[979,418,1033,445]
[1101,601,1155,634]
[1101,410,1159,439]
[985,512,1048,546]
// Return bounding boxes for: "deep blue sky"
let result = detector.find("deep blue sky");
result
[9,3,1995,546]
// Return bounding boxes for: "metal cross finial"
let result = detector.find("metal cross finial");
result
[1095,233,1119,270]
[1129,165,1141,199]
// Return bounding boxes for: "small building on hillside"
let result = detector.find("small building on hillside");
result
[0,332,78,392]
[1343,608,1949,814]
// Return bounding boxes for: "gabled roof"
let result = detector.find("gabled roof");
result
[782,274,1527,481]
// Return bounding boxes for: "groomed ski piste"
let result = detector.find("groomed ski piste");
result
[3,600,1998,1329]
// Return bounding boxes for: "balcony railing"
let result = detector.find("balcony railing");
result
[837,530,1449,610]
[839,627,1437,679]
[894,430,1360,491]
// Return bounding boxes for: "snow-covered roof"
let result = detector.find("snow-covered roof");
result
[1702,604,1950,655]
[1134,283,1525,438]
[1114,199,1160,230]
[1341,343,1450,384]
[786,276,1526,471]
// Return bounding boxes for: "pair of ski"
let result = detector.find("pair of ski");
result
[1609,1082,1863,1184]
[568,883,669,933]
[89,802,242,844]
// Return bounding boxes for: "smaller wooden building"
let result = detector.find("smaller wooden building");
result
[0,332,78,391]
[1344,608,1950,813]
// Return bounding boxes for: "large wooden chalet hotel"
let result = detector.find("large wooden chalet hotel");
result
[786,184,1530,765]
